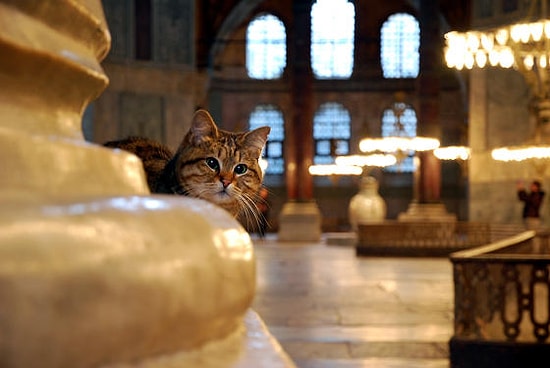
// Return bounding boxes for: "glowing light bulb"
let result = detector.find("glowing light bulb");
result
[489,50,500,66]
[480,33,494,51]
[540,54,547,68]
[499,48,515,68]
[530,22,544,41]
[524,54,534,70]
[475,50,487,68]
[495,28,508,45]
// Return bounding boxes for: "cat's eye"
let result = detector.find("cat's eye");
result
[205,157,220,172]
[234,164,248,175]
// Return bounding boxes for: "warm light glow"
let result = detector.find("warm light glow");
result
[541,54,548,68]
[444,18,550,72]
[446,17,550,164]
[530,22,544,41]
[259,158,268,173]
[335,154,397,167]
[475,50,487,68]
[545,20,550,38]
[491,146,550,161]
[495,28,508,45]
[500,48,514,68]
[359,136,439,153]
[434,146,471,160]
[308,164,363,176]
[524,54,535,70]
[411,137,441,151]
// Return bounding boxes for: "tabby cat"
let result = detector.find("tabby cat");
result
[104,109,270,227]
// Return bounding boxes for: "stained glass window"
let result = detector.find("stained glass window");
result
[311,0,355,79]
[249,104,285,174]
[381,13,420,79]
[313,102,351,164]
[246,14,286,79]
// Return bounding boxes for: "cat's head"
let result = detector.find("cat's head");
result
[174,109,270,219]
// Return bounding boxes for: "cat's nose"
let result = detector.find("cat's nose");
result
[221,178,232,188]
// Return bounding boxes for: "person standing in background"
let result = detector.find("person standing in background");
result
[517,180,545,230]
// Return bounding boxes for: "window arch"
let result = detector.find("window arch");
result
[382,102,417,172]
[249,104,285,174]
[380,13,420,79]
[313,102,351,164]
[311,0,355,79]
[246,14,286,79]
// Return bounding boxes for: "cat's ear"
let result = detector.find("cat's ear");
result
[244,126,270,157]
[188,109,219,145]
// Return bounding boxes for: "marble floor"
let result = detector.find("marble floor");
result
[251,235,453,368]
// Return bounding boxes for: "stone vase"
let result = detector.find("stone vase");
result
[349,176,387,230]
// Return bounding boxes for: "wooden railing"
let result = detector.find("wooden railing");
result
[356,221,526,256]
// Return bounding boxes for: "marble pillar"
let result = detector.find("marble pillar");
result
[399,0,456,222]
[278,0,322,242]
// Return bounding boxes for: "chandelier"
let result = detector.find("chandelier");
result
[308,153,397,177]
[358,97,440,165]
[444,0,550,162]
[433,146,471,161]
[335,154,397,168]
[359,136,440,154]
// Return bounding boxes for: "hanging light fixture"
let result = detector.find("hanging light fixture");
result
[308,164,363,176]
[335,153,397,168]
[444,0,550,162]
[434,146,471,161]
[359,136,440,154]
[308,153,396,177]
[358,97,440,166]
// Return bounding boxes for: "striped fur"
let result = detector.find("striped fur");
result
[104,110,270,227]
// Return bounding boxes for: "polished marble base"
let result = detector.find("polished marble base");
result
[398,202,457,222]
[252,235,453,368]
[278,201,322,242]
[107,310,296,368]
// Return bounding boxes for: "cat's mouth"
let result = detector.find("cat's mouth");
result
[212,189,234,202]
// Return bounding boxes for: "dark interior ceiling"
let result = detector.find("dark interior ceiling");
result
[195,0,471,68]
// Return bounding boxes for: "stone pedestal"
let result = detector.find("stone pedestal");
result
[0,2,289,367]
[278,201,322,242]
[398,202,457,222]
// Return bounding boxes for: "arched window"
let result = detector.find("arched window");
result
[382,102,417,172]
[313,102,351,164]
[246,14,286,79]
[380,13,420,78]
[249,104,285,174]
[311,0,355,79]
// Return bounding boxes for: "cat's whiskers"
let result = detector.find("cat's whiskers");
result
[103,109,271,224]
[236,190,266,234]
[184,183,218,199]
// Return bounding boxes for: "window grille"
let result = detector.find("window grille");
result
[311,0,355,79]
[313,102,351,164]
[382,103,418,172]
[246,14,286,79]
[381,13,420,78]
[249,104,285,174]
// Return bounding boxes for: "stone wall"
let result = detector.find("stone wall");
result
[468,68,547,227]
